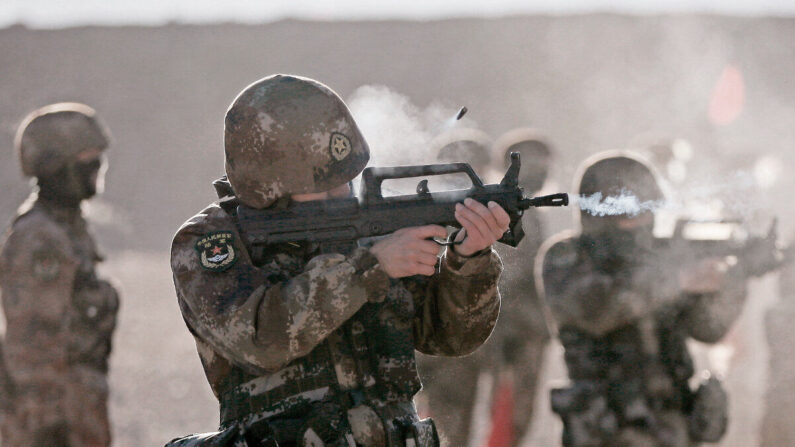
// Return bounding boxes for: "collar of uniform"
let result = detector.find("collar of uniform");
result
[34,193,83,225]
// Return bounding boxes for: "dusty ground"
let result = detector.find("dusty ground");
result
[101,251,217,446]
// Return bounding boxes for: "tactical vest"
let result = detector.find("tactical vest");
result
[208,207,438,446]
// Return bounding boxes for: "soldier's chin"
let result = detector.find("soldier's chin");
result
[80,183,99,200]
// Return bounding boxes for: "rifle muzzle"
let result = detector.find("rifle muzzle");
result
[521,193,569,209]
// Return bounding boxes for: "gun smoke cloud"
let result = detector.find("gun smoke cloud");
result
[577,191,666,217]
[347,85,478,195]
[347,85,475,167]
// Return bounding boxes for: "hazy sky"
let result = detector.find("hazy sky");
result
[2,0,794,28]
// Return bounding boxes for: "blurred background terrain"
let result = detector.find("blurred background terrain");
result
[0,13,793,446]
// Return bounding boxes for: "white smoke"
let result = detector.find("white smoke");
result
[83,198,134,235]
[347,85,478,165]
[347,85,477,195]
[577,191,667,217]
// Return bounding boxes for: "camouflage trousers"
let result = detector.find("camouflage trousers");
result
[0,366,110,447]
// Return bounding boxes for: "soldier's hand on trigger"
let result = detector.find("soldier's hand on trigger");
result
[370,225,448,278]
[679,257,729,294]
[452,198,511,257]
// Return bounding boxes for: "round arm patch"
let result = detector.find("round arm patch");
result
[31,249,62,282]
[195,231,239,272]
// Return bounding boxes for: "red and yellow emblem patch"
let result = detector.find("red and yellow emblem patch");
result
[195,231,238,272]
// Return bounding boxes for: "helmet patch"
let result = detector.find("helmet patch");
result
[195,231,238,272]
[330,132,352,161]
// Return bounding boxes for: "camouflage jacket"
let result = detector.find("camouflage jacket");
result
[170,198,502,444]
[540,231,747,342]
[0,195,119,401]
[538,231,745,446]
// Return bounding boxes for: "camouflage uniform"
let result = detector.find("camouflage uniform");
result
[167,75,503,447]
[538,153,745,447]
[0,103,118,447]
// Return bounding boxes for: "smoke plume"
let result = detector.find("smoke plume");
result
[577,191,666,217]
[347,85,476,195]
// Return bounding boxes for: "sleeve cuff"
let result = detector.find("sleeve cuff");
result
[443,245,500,277]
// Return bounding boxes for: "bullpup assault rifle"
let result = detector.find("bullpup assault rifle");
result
[236,153,568,258]
[653,218,791,278]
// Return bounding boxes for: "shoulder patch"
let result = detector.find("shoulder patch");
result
[32,249,61,282]
[195,231,238,272]
[330,132,352,161]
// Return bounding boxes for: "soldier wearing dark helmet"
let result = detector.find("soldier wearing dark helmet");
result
[417,128,555,446]
[0,103,119,447]
[415,127,494,447]
[485,128,554,446]
[166,75,512,447]
[537,151,746,447]
[496,128,552,195]
[433,128,492,173]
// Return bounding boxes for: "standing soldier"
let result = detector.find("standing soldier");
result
[761,230,795,446]
[0,103,119,447]
[537,151,749,447]
[433,128,493,176]
[415,127,494,447]
[416,128,555,447]
[485,128,555,446]
[166,74,511,447]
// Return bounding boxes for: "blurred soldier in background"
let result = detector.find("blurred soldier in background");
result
[0,103,119,447]
[761,230,795,447]
[415,127,494,447]
[166,75,510,447]
[485,129,554,447]
[433,128,493,176]
[538,152,754,447]
[416,128,555,447]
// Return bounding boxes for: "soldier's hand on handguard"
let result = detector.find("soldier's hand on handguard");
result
[370,225,448,278]
[679,257,729,294]
[452,198,511,257]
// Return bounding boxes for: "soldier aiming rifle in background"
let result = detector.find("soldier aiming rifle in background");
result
[537,151,787,447]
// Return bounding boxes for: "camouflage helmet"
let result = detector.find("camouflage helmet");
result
[492,128,552,168]
[224,74,370,208]
[431,128,491,170]
[574,150,665,230]
[493,128,553,193]
[576,151,663,202]
[15,103,110,178]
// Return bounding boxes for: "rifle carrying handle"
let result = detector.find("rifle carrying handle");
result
[360,163,484,204]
